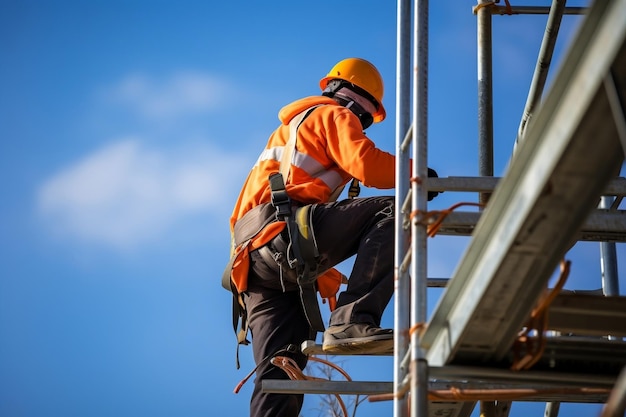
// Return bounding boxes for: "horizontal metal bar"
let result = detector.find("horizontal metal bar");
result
[432,209,626,242]
[430,365,618,388]
[490,6,586,15]
[263,380,392,395]
[427,278,449,288]
[262,378,609,403]
[263,371,612,402]
[548,294,626,337]
[427,176,500,192]
[427,176,626,195]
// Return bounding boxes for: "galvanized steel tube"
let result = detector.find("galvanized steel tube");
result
[477,0,494,204]
[411,0,429,416]
[394,0,412,416]
[600,196,620,297]
[516,0,567,148]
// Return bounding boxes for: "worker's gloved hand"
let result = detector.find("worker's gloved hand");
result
[428,167,440,201]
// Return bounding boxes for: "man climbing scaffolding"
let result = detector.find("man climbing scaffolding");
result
[222,57,439,417]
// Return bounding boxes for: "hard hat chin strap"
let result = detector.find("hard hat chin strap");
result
[331,95,374,130]
[322,80,377,130]
[323,80,380,110]
[321,79,344,97]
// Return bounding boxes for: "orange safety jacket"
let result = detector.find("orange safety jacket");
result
[228,95,397,307]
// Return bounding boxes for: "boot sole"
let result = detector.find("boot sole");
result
[322,335,394,355]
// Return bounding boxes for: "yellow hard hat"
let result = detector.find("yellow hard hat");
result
[320,58,386,123]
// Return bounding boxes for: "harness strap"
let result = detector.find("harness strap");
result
[277,107,327,332]
[221,203,276,292]
[281,105,360,202]
[222,264,249,370]
[280,106,319,182]
[234,292,249,369]
[292,205,325,332]
[273,106,365,332]
[221,204,276,369]
[221,245,247,369]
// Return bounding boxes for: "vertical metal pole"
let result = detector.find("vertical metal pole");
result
[544,401,561,417]
[394,0,412,416]
[603,74,626,331]
[410,0,429,416]
[477,0,494,205]
[476,4,494,414]
[480,401,496,417]
[600,196,620,297]
[515,0,567,149]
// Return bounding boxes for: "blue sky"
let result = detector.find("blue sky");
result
[1,1,621,416]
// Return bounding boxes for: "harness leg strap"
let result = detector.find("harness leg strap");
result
[292,205,325,332]
[299,281,325,333]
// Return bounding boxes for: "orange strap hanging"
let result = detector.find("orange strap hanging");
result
[271,355,351,417]
[511,259,571,371]
[473,0,513,15]
[410,201,484,238]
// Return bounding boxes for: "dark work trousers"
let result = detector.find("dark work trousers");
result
[243,196,395,417]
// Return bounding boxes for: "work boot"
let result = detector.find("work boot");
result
[322,323,394,354]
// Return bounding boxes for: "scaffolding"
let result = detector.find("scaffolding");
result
[264,0,626,416]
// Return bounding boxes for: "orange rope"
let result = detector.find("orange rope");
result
[369,387,609,403]
[473,1,496,14]
[410,202,484,238]
[308,356,353,382]
[511,259,571,371]
[408,322,427,337]
[429,386,608,401]
[531,259,571,319]
[271,355,350,417]
[473,0,513,15]
[503,0,513,15]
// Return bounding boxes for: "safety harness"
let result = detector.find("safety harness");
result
[222,105,360,367]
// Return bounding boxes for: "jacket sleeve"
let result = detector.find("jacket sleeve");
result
[323,109,396,189]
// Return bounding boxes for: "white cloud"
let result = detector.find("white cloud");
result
[37,139,248,249]
[105,71,231,119]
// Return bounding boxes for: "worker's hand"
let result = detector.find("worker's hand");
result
[427,168,440,201]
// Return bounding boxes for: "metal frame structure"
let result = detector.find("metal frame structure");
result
[395,0,626,416]
[264,1,626,416]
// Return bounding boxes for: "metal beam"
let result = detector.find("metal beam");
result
[488,6,586,16]
[427,176,626,195]
[433,209,626,242]
[262,377,611,402]
[548,294,626,337]
[262,362,618,397]
[422,0,626,366]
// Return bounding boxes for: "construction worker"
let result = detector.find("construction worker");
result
[224,57,438,417]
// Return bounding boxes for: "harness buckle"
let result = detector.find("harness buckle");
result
[269,173,291,220]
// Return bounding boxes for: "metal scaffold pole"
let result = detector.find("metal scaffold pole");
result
[515,0,567,148]
[393,0,412,415]
[476,2,495,414]
[600,196,621,299]
[410,0,429,416]
[476,0,494,205]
